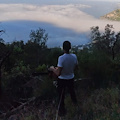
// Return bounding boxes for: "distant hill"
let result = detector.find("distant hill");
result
[101,9,120,21]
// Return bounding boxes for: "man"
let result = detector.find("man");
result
[50,41,78,116]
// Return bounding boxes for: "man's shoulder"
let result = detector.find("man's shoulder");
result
[70,53,76,56]
[70,53,77,58]
[59,54,64,57]
[58,54,65,60]
[59,53,77,59]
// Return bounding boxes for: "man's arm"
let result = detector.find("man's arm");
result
[49,66,62,77]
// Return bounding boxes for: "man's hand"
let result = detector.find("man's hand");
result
[49,66,62,77]
[49,66,55,71]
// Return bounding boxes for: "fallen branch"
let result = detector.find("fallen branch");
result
[0,97,35,119]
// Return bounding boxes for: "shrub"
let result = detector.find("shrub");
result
[81,87,120,120]
[33,76,57,100]
[35,64,47,73]
[2,61,32,99]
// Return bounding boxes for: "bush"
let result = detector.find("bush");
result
[2,61,32,99]
[77,50,113,88]
[35,64,47,73]
[33,76,57,100]
[81,87,120,120]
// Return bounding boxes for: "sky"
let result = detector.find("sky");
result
[0,0,120,47]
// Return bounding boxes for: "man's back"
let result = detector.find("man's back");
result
[57,53,78,79]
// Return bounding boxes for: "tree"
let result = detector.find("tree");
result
[4,40,25,72]
[29,28,48,48]
[0,30,10,97]
[91,24,120,60]
[0,30,5,97]
[24,28,48,67]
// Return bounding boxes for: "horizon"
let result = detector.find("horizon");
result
[0,1,120,47]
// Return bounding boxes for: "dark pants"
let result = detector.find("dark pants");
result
[57,78,77,113]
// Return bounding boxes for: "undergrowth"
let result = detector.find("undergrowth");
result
[1,87,119,120]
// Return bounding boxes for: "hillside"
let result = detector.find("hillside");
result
[101,9,120,21]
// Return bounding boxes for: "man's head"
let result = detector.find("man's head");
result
[63,41,71,53]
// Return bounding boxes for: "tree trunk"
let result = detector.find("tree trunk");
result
[0,51,11,99]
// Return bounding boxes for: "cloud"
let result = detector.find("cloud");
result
[0,3,120,34]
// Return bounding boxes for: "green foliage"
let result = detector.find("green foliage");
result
[82,87,120,120]
[2,61,32,98]
[77,50,110,86]
[33,76,57,99]
[29,28,48,48]
[24,41,40,67]
[24,28,48,67]
[35,64,47,72]
[46,48,63,66]
[11,61,31,75]
[65,96,81,120]
[13,46,23,53]
[87,24,120,87]
[90,24,120,60]
[1,26,120,120]
[0,42,8,58]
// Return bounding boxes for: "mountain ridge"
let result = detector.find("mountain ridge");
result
[101,9,120,21]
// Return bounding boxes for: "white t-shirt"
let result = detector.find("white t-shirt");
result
[57,53,78,79]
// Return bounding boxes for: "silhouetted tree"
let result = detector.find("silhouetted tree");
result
[0,30,6,97]
[24,28,48,67]
[29,28,48,48]
[91,24,120,60]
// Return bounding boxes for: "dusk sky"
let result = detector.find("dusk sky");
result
[0,0,120,47]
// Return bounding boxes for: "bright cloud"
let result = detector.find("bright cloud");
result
[0,3,120,34]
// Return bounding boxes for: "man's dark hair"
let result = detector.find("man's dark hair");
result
[63,41,71,52]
